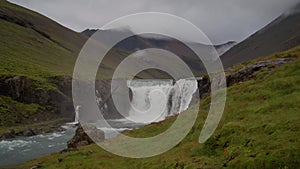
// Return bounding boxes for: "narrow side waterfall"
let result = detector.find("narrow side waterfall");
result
[74,105,80,124]
[127,79,198,124]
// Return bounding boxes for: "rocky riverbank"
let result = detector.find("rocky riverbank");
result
[0,76,129,140]
[0,119,69,140]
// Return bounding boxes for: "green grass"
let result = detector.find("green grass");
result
[17,47,300,168]
[0,0,129,81]
[0,0,86,80]
[0,96,40,126]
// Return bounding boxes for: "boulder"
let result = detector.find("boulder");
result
[67,124,104,149]
[22,128,36,136]
[0,129,15,139]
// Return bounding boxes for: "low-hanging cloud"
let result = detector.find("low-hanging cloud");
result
[8,0,299,44]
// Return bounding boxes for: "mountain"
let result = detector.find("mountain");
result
[221,3,300,68]
[83,3,300,71]
[82,28,236,56]
[81,28,236,78]
[215,41,237,55]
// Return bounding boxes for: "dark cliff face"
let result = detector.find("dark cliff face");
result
[73,78,131,121]
[0,75,132,128]
[0,76,72,115]
[96,79,129,119]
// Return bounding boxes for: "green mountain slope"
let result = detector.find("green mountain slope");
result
[0,0,90,132]
[19,46,300,168]
[0,0,87,79]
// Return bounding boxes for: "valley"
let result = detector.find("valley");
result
[0,0,299,168]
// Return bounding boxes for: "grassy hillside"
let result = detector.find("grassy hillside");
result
[19,46,300,168]
[0,0,89,131]
[0,0,88,80]
[0,0,145,133]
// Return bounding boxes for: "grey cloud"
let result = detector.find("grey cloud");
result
[8,0,299,44]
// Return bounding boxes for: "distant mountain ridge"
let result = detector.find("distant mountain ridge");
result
[81,28,237,77]
[81,28,237,56]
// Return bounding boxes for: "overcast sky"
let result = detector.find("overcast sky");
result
[8,0,299,44]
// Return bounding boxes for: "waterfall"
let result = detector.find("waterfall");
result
[74,105,81,124]
[127,79,198,124]
[170,79,198,114]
